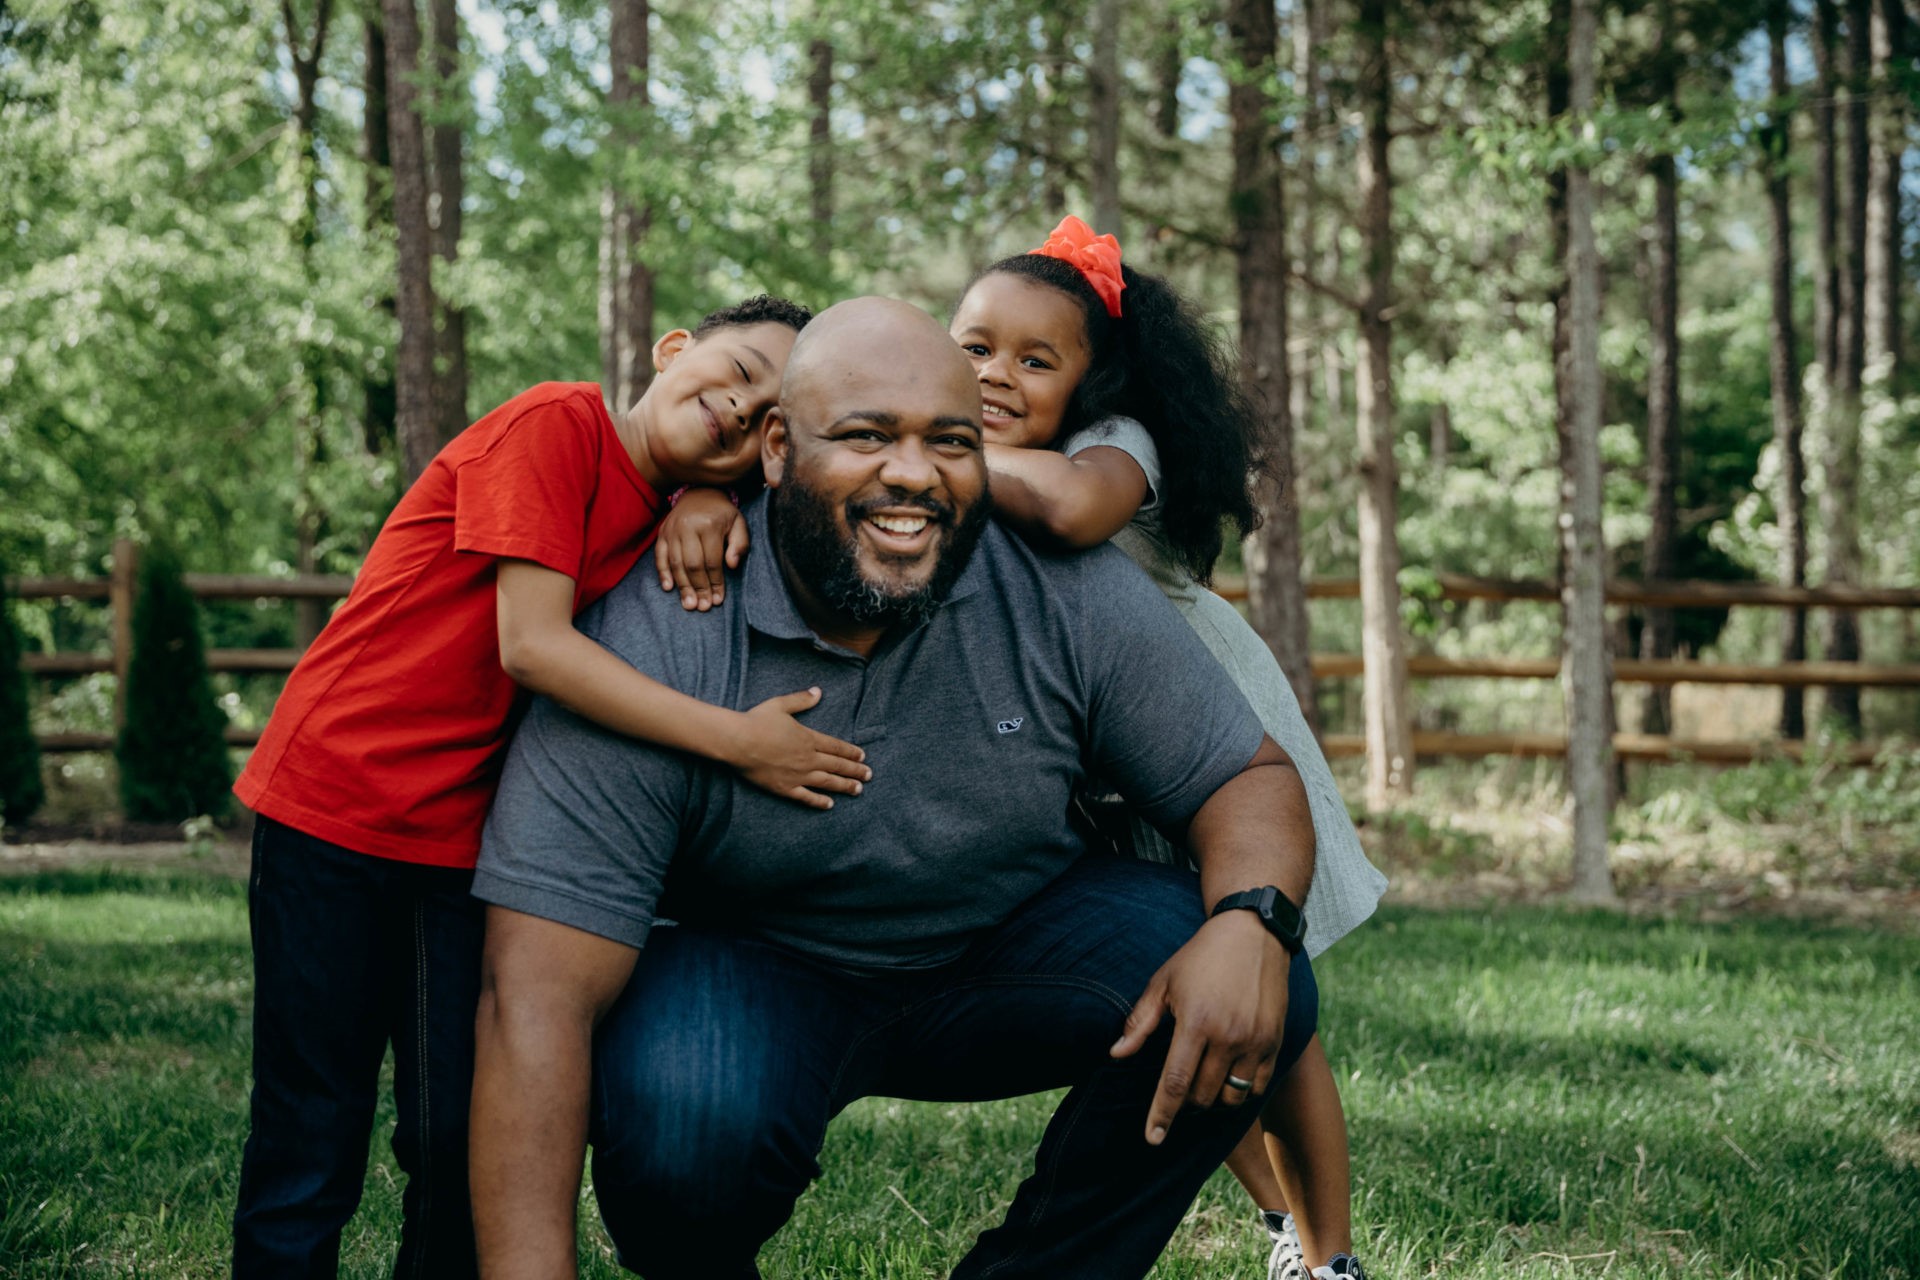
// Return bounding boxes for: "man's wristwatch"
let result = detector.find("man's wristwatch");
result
[1209,885,1306,955]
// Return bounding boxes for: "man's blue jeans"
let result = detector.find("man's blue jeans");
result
[232,816,483,1279]
[589,854,1318,1279]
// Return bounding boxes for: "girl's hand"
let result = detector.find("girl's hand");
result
[655,488,749,611]
[728,688,873,810]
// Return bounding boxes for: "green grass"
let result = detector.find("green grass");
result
[2,869,1915,1278]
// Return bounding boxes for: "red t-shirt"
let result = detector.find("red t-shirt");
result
[235,383,662,868]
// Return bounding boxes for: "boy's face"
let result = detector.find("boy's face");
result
[631,321,800,486]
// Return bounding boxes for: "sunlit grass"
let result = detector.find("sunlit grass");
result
[2,868,1914,1277]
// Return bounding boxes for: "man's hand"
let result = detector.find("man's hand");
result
[655,487,748,611]
[1108,908,1290,1145]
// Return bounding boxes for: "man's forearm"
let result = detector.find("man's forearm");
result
[471,908,638,1278]
[1185,736,1315,910]
[1113,735,1315,1138]
[471,990,595,1276]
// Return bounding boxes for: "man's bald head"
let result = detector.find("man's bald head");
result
[777,297,981,439]
[761,295,991,642]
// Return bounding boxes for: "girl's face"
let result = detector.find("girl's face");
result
[949,272,1092,450]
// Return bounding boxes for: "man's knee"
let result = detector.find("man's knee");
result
[589,1055,820,1270]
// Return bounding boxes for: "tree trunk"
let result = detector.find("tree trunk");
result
[1089,0,1122,238]
[382,0,440,483]
[1866,0,1908,378]
[1153,29,1182,139]
[281,0,333,648]
[1639,0,1680,736]
[1229,0,1316,729]
[1812,0,1841,381]
[361,6,397,457]
[1767,0,1811,740]
[428,0,467,444]
[1354,0,1412,809]
[1821,0,1871,733]
[808,37,833,265]
[1288,0,1322,469]
[1040,8,1070,220]
[602,0,654,415]
[1548,0,1573,589]
[1314,0,1343,439]
[599,186,621,414]
[1565,0,1616,903]
[282,0,329,264]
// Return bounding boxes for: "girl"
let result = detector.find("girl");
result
[951,217,1386,1280]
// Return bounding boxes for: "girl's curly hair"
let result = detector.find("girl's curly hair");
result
[962,253,1270,583]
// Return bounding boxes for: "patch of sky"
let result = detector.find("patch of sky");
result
[984,145,1021,184]
[1178,57,1226,142]
[467,0,506,112]
[738,48,778,104]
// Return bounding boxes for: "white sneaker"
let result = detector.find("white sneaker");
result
[1311,1254,1369,1280]
[1262,1211,1307,1280]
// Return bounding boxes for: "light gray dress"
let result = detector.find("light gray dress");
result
[1063,417,1388,958]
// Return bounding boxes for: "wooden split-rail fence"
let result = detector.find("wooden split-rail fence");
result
[13,539,1919,764]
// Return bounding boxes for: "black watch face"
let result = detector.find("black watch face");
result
[1260,888,1306,944]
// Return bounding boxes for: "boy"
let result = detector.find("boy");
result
[231,296,867,1278]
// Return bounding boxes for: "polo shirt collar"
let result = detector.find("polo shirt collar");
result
[742,490,987,644]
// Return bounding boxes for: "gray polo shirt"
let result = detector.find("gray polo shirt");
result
[473,494,1265,971]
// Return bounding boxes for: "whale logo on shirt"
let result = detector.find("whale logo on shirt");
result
[996,718,1024,735]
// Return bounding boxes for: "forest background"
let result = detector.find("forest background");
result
[4,3,1920,1277]
[4,0,1920,884]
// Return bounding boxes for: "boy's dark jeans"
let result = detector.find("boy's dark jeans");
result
[233,815,483,1280]
[587,854,1319,1279]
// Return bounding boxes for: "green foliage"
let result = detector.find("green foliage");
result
[0,568,46,826]
[1645,739,1920,831]
[3,0,1918,750]
[115,545,231,822]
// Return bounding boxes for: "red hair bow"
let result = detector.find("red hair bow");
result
[1031,215,1125,318]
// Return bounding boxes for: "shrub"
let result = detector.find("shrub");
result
[0,567,46,826]
[116,544,231,822]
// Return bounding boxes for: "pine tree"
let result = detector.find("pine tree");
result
[0,569,46,827]
[116,545,231,822]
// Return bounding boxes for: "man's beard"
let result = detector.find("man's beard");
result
[771,473,989,630]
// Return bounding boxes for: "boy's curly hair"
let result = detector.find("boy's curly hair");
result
[962,254,1269,584]
[693,294,813,338]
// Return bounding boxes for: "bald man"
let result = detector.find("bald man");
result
[468,298,1320,1279]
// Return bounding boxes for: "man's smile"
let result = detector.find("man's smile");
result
[858,508,938,556]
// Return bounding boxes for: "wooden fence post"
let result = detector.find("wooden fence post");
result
[109,537,137,730]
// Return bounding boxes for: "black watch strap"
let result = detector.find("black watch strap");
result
[1210,885,1306,955]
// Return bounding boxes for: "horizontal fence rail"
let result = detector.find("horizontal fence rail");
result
[1212,574,1920,610]
[12,573,356,602]
[1308,654,1920,687]
[1319,732,1885,765]
[12,547,1918,761]
[22,649,302,676]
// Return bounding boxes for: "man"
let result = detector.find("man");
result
[469,297,1319,1278]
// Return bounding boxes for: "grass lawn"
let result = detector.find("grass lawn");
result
[1,866,1915,1278]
